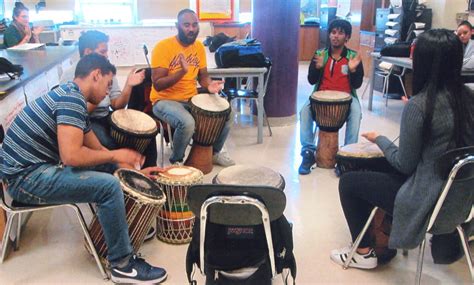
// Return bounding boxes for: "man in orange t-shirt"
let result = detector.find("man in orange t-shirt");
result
[151,9,234,166]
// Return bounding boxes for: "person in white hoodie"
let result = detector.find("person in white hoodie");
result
[456,20,474,71]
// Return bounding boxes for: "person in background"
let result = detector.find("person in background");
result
[331,29,474,270]
[4,2,43,48]
[1,54,168,283]
[150,9,234,166]
[298,19,363,175]
[456,20,474,71]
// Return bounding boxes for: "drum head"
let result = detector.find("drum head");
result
[156,165,203,185]
[311,90,351,102]
[214,165,284,190]
[337,142,384,158]
[110,109,157,135]
[114,169,165,203]
[191,94,230,112]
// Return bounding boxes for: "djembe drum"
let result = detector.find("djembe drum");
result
[310,90,352,168]
[212,164,286,191]
[335,142,398,262]
[155,165,203,244]
[185,94,231,174]
[87,169,166,264]
[109,109,158,153]
[335,142,398,175]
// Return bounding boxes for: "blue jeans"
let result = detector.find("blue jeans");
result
[5,163,133,267]
[152,100,231,163]
[90,116,118,150]
[299,97,362,153]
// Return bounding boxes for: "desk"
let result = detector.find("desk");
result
[208,67,268,144]
[368,52,474,110]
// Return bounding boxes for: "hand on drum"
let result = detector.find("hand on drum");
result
[126,68,146,87]
[207,80,224,94]
[140,166,165,179]
[362,131,380,143]
[112,148,145,170]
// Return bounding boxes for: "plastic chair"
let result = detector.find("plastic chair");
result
[0,181,108,280]
[185,184,296,284]
[340,146,474,284]
[221,59,273,136]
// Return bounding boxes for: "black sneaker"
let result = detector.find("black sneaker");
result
[144,226,156,242]
[111,255,167,284]
[298,150,316,175]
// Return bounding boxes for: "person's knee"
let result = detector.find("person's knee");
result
[181,118,195,136]
[98,176,123,202]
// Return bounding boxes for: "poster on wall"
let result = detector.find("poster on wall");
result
[196,0,234,21]
[336,0,351,18]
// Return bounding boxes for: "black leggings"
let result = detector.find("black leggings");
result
[339,171,407,248]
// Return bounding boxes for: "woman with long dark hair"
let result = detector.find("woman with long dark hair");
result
[330,29,474,269]
[4,2,43,48]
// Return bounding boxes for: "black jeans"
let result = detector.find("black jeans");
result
[339,171,407,248]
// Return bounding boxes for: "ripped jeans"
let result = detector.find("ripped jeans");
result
[5,163,133,267]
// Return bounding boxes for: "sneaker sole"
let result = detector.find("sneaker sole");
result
[111,273,168,284]
[330,254,377,269]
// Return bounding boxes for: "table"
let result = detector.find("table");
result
[368,52,474,111]
[207,67,268,144]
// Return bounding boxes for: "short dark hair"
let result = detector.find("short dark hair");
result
[78,30,109,57]
[328,19,352,38]
[13,2,28,19]
[177,9,196,22]
[458,20,473,30]
[74,53,116,79]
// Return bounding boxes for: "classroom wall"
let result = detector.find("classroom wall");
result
[423,0,467,29]
[5,0,252,21]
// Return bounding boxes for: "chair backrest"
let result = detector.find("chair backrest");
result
[187,184,286,226]
[428,146,474,231]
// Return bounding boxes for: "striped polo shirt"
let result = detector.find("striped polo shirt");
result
[1,82,91,178]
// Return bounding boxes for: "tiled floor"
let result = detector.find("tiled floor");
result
[0,63,472,284]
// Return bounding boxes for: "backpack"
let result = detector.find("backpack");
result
[185,214,297,284]
[215,39,267,68]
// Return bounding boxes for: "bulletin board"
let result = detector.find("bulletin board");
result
[196,0,234,21]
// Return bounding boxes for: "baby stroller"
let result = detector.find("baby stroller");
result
[186,184,297,285]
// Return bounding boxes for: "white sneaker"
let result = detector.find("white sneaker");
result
[330,246,378,269]
[171,161,183,166]
[213,152,236,167]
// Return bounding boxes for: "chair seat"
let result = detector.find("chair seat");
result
[10,200,59,208]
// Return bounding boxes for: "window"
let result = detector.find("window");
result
[76,0,137,24]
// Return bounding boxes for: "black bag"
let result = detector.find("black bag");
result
[215,39,267,68]
[380,42,411,57]
[0,57,23,79]
[203,32,236,52]
[186,215,297,285]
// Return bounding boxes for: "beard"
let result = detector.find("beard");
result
[178,27,199,45]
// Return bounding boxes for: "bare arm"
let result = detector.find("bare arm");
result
[83,130,106,151]
[151,53,188,92]
[110,69,146,110]
[57,125,143,167]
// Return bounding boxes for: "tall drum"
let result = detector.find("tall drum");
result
[213,164,286,191]
[155,165,203,244]
[310,90,352,168]
[87,169,166,264]
[109,109,158,154]
[185,94,231,174]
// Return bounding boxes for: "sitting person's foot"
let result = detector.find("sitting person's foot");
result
[298,150,316,175]
[213,152,235,167]
[330,246,378,269]
[111,255,167,284]
[144,226,156,242]
[171,160,183,166]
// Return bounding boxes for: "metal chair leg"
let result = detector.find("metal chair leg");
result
[263,108,272,137]
[397,75,407,98]
[385,76,390,107]
[159,122,165,168]
[415,238,427,285]
[69,204,108,280]
[1,213,15,263]
[343,207,379,269]
[15,213,21,250]
[456,225,474,283]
